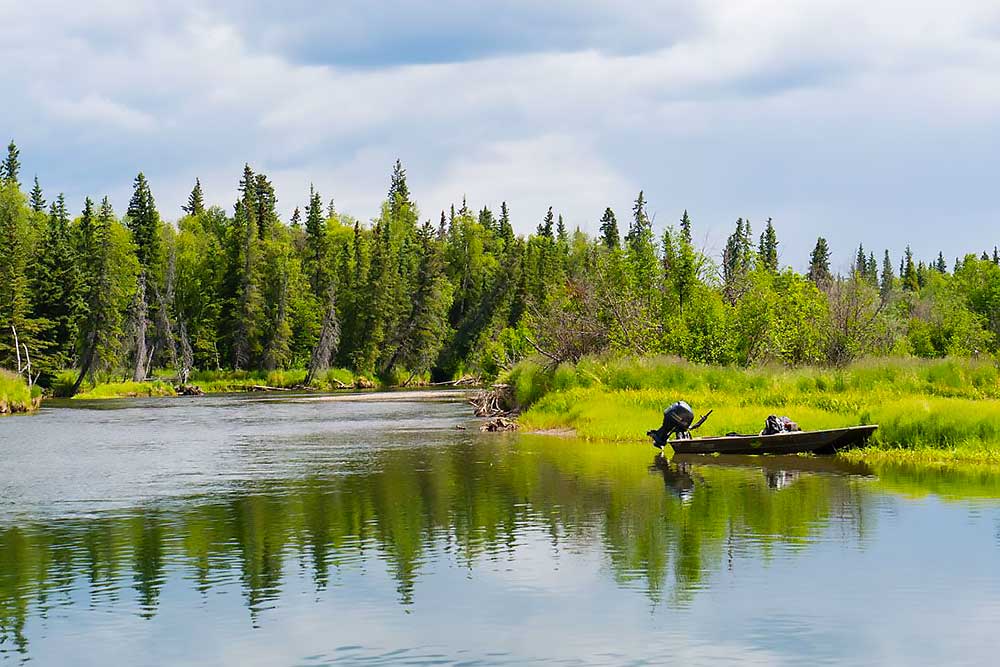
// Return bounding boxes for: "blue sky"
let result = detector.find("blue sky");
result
[3,0,999,270]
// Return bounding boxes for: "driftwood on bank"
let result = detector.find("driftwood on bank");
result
[480,416,517,432]
[469,383,516,417]
[431,375,480,387]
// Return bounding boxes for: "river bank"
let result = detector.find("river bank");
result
[509,355,1000,464]
[0,371,39,414]
[55,368,382,399]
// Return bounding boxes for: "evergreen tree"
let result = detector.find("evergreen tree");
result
[0,179,31,368]
[381,220,452,378]
[327,198,336,219]
[29,176,45,214]
[126,172,161,270]
[867,252,878,286]
[722,218,754,303]
[1,141,20,187]
[498,202,514,250]
[758,217,778,272]
[538,207,555,238]
[304,185,329,294]
[854,243,867,277]
[880,250,894,301]
[599,207,619,249]
[182,178,205,216]
[902,245,919,291]
[290,206,301,228]
[388,159,410,216]
[935,251,948,273]
[478,206,495,233]
[673,211,698,312]
[72,198,122,393]
[29,194,85,376]
[807,237,832,286]
[253,172,278,240]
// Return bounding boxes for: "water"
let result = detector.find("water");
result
[1,392,998,665]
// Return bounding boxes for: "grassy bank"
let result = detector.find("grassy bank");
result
[0,371,40,414]
[61,367,381,399]
[511,356,1000,464]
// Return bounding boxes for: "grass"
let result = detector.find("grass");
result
[64,367,379,399]
[0,370,40,414]
[73,380,177,399]
[511,355,1000,463]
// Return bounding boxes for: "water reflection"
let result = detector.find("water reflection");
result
[1,397,999,664]
[1,436,877,655]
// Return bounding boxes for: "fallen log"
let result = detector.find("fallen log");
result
[469,384,516,417]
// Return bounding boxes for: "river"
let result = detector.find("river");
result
[0,391,998,665]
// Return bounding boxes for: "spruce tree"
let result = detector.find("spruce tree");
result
[674,211,698,312]
[935,251,948,273]
[0,179,31,368]
[72,198,119,394]
[867,252,878,286]
[29,176,45,213]
[722,218,754,303]
[680,210,693,245]
[304,185,329,294]
[880,250,894,301]
[478,206,495,233]
[498,202,514,250]
[182,178,205,216]
[30,194,85,377]
[902,245,919,291]
[538,207,555,238]
[327,198,336,219]
[126,172,161,270]
[254,172,277,240]
[599,207,619,249]
[758,217,778,272]
[388,159,410,217]
[854,243,867,276]
[2,141,20,187]
[807,237,832,286]
[380,220,452,378]
[290,206,301,228]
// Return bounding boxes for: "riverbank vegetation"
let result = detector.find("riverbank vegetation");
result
[0,370,38,414]
[511,356,1000,463]
[51,368,379,399]
[1,140,998,400]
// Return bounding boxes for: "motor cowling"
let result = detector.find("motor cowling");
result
[647,401,695,449]
[664,401,695,431]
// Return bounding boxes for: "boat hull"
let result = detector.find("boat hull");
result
[667,425,878,456]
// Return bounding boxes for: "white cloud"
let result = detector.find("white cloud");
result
[3,1,1000,265]
[44,94,157,133]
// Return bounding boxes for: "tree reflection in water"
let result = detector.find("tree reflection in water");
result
[0,436,887,655]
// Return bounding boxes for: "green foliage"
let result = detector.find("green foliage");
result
[0,370,35,413]
[513,355,1000,461]
[3,141,1000,393]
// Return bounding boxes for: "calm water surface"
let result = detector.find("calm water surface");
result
[1,392,998,665]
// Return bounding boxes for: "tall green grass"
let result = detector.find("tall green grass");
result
[512,356,1000,462]
[0,370,40,414]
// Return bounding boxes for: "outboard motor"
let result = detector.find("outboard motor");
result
[647,401,712,449]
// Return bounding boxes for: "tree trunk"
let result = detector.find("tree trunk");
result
[306,285,340,385]
[132,274,149,382]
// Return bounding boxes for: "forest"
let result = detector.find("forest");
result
[1,139,999,395]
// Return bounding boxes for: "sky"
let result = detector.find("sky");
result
[3,0,1000,271]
